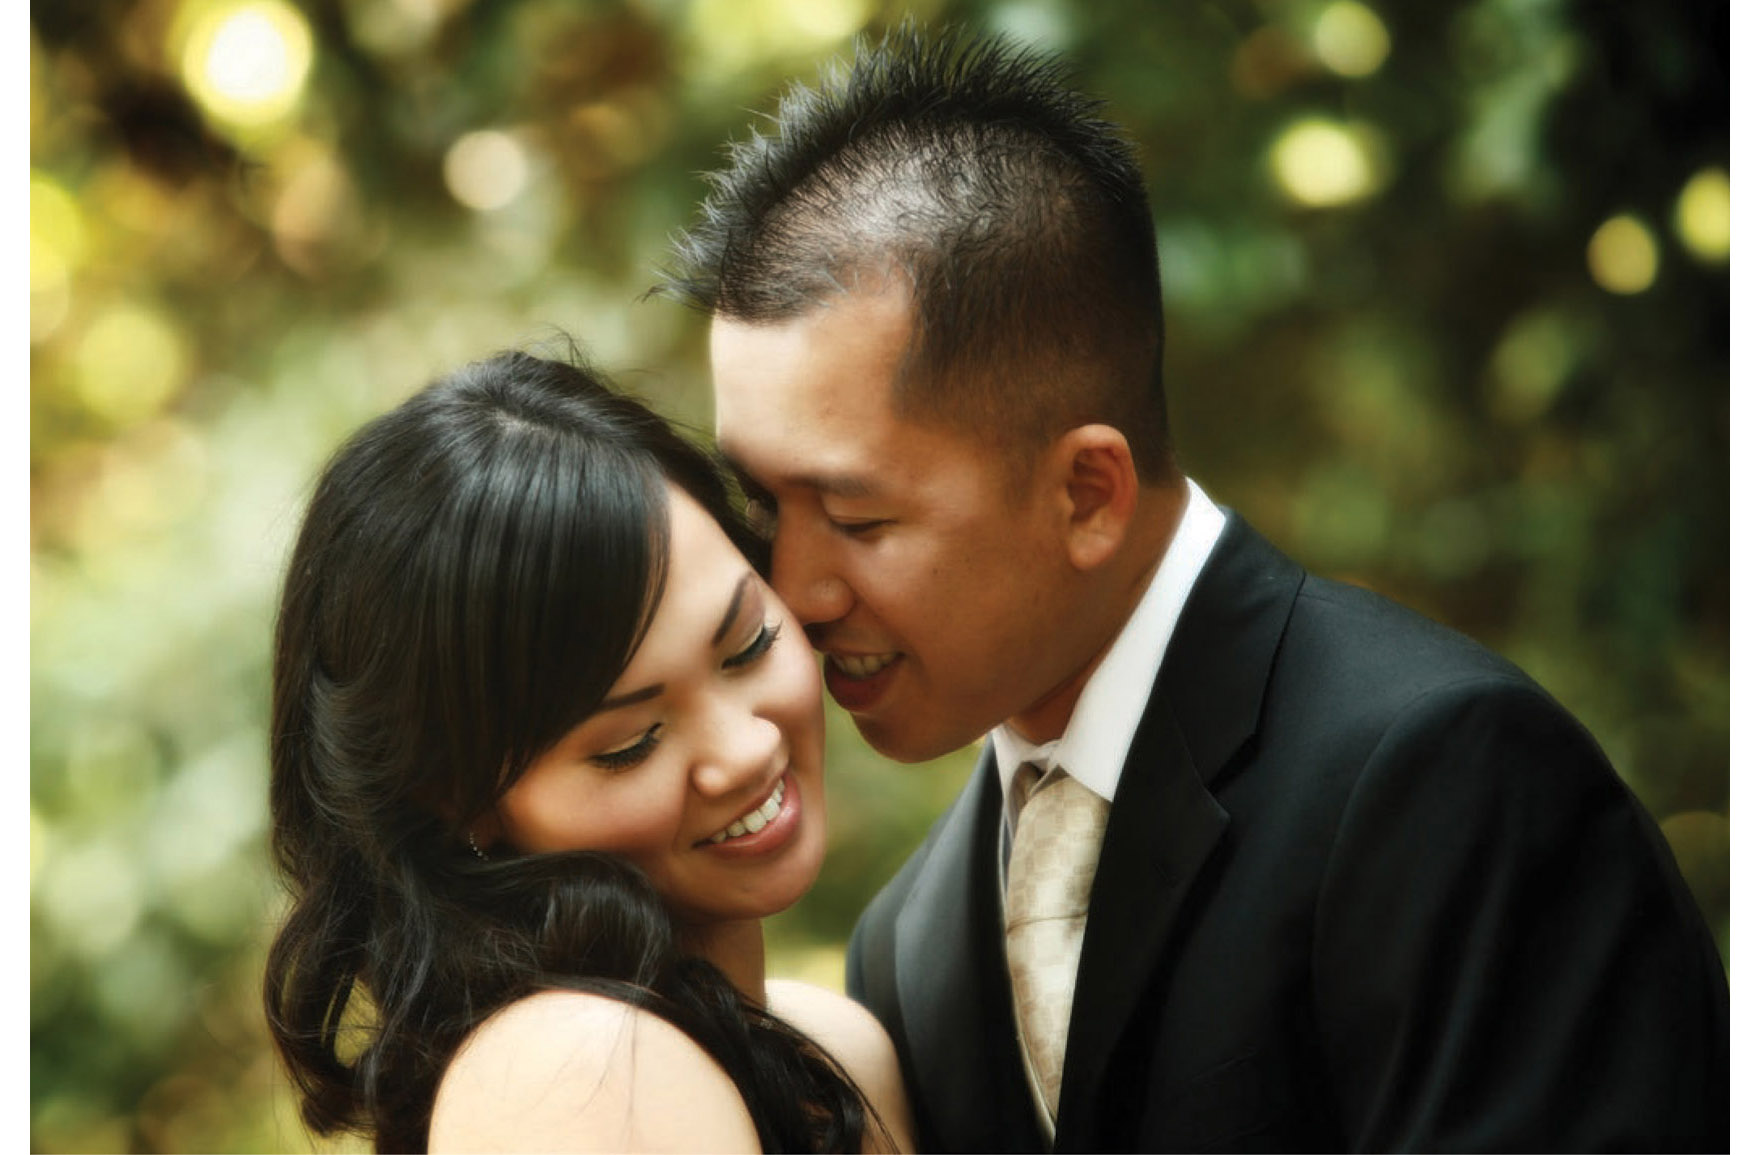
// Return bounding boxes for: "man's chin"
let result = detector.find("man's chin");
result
[851,711,981,766]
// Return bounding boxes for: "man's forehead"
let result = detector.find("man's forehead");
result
[708,289,933,501]
[719,440,882,500]
[715,379,895,494]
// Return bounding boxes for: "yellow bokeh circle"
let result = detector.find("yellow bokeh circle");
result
[178,0,314,133]
[1271,118,1388,208]
[1674,168,1730,264]
[1586,214,1659,295]
[1313,2,1391,78]
[72,303,191,427]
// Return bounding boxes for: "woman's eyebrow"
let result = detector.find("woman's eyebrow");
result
[591,684,663,715]
[589,574,755,717]
[712,573,756,646]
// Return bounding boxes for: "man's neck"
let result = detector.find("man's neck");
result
[1005,478,1188,745]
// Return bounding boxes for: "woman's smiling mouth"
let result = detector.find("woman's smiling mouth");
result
[706,779,786,844]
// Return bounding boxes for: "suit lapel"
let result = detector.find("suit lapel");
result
[894,742,1043,1151]
[1055,703,1225,1149]
[1054,515,1305,1150]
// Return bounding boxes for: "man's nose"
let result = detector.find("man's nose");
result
[767,518,853,628]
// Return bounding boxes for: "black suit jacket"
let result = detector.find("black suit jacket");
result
[846,515,1728,1153]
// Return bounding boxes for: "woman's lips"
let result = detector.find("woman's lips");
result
[700,773,802,857]
[705,778,785,844]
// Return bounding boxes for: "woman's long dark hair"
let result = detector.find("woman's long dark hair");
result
[263,350,871,1152]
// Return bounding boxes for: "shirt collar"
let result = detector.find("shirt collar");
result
[992,478,1227,822]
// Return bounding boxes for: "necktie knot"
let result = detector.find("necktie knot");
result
[1007,770,1105,925]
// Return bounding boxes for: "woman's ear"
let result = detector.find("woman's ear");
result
[1051,424,1138,571]
[466,810,506,857]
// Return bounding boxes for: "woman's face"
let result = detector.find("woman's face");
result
[493,486,828,927]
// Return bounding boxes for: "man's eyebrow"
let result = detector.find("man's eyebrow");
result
[712,573,756,646]
[793,471,875,499]
[720,455,876,501]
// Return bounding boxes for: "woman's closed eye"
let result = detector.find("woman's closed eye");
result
[591,723,661,771]
[725,621,781,670]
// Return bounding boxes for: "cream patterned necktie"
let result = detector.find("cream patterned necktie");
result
[1005,766,1109,1135]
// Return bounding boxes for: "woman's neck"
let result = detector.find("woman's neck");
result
[688,918,768,1006]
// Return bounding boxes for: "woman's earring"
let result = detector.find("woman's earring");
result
[467,831,488,861]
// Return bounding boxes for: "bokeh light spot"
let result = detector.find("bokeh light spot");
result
[346,0,452,57]
[1313,2,1391,78]
[568,101,653,172]
[1270,118,1386,207]
[73,303,191,427]
[272,147,369,275]
[1231,24,1311,100]
[988,0,1075,51]
[782,0,868,41]
[66,719,164,821]
[179,0,313,133]
[1489,308,1581,422]
[38,839,145,959]
[31,173,84,342]
[443,130,531,212]
[1586,214,1659,294]
[687,0,874,76]
[93,930,191,1047]
[148,736,270,888]
[31,173,85,291]
[64,420,212,555]
[1674,167,1729,264]
[30,808,48,886]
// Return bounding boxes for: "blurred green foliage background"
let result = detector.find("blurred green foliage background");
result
[29,0,1727,1149]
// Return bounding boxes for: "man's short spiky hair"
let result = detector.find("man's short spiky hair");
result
[657,23,1173,480]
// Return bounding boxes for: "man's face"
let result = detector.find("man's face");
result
[711,283,1088,763]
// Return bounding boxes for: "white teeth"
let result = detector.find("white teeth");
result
[831,653,895,678]
[707,780,786,844]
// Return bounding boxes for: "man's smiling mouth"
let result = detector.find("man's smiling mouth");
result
[828,653,898,678]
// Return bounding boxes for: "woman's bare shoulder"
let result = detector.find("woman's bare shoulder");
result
[766,979,917,1153]
[766,979,893,1068]
[429,989,761,1153]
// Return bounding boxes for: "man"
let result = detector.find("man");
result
[656,26,1728,1153]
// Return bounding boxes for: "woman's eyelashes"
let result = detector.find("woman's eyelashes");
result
[591,723,661,771]
[726,621,781,670]
[588,621,780,770]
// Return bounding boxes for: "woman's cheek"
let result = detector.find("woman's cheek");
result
[781,631,825,715]
[590,786,686,856]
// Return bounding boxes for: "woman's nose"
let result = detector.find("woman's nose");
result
[690,697,783,799]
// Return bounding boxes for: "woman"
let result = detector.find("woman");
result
[264,350,914,1153]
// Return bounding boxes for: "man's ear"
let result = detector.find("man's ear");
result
[1049,424,1138,571]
